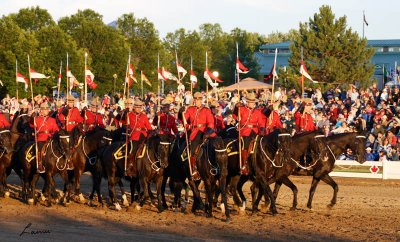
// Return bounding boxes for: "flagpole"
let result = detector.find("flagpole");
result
[175,49,182,110]
[15,59,18,101]
[271,48,277,103]
[66,53,69,96]
[301,47,305,101]
[236,42,242,172]
[84,52,88,103]
[362,10,365,39]
[57,61,62,102]
[141,70,144,99]
[206,51,209,106]
[157,53,161,129]
[28,55,39,171]
[124,50,131,100]
[190,55,193,97]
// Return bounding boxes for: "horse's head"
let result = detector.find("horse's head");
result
[98,128,113,148]
[0,129,12,153]
[353,132,367,164]
[155,134,172,169]
[56,129,73,162]
[211,136,228,169]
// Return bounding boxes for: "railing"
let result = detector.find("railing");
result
[330,160,400,179]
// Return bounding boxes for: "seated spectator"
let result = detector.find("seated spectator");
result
[331,121,350,134]
[365,133,376,148]
[386,129,397,146]
[387,147,399,161]
[365,147,375,161]
[379,150,388,162]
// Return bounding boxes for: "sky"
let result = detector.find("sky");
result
[1,0,399,40]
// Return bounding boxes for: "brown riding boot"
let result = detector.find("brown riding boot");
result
[240,150,249,175]
[190,156,200,181]
[37,153,45,174]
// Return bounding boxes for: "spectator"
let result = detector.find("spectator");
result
[365,147,375,161]
[379,150,388,162]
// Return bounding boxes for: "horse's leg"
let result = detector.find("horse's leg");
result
[188,179,203,213]
[74,169,85,203]
[161,175,168,209]
[257,177,277,215]
[280,177,298,210]
[156,176,164,212]
[203,179,213,218]
[229,176,242,209]
[219,173,231,221]
[29,173,40,205]
[321,174,338,208]
[45,173,55,207]
[137,178,149,210]
[107,176,121,210]
[307,177,321,209]
[130,176,138,203]
[237,175,248,212]
[250,182,261,212]
[118,180,129,207]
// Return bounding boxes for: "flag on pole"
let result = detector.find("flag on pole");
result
[158,67,166,80]
[162,67,178,81]
[177,63,187,78]
[204,69,223,83]
[190,69,198,87]
[85,67,97,89]
[236,58,249,74]
[29,68,49,83]
[128,64,138,83]
[67,69,83,90]
[16,72,29,91]
[141,71,151,86]
[264,64,279,81]
[58,73,62,85]
[363,12,368,26]
[299,60,317,83]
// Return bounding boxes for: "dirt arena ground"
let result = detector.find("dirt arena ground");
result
[0,173,399,242]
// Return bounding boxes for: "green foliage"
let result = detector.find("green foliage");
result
[289,5,375,86]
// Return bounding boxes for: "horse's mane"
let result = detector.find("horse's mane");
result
[292,130,321,139]
[326,132,357,141]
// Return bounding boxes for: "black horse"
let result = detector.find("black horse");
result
[14,128,74,206]
[0,129,13,197]
[132,134,172,212]
[69,126,113,205]
[195,136,230,221]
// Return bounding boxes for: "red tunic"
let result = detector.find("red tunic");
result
[294,111,302,130]
[153,113,178,136]
[266,111,282,132]
[184,106,215,141]
[0,113,10,129]
[31,116,59,142]
[127,112,153,141]
[85,110,105,131]
[58,107,84,131]
[300,113,316,131]
[214,115,225,133]
[233,106,266,137]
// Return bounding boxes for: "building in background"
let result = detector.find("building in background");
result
[255,39,400,88]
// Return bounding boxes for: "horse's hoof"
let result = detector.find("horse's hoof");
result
[307,204,312,209]
[4,191,10,198]
[135,205,142,211]
[239,201,246,212]
[157,206,165,213]
[270,209,278,216]
[78,193,86,204]
[290,207,297,211]
[206,213,213,218]
[27,198,34,205]
[327,203,335,209]
[225,217,231,223]
[114,203,122,211]
[88,199,95,207]
[40,194,46,202]
[122,194,129,207]
[220,203,226,215]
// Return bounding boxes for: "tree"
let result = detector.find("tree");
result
[59,9,129,96]
[289,5,375,86]
[10,6,55,32]
[117,13,164,94]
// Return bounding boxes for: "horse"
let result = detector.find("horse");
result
[195,136,230,221]
[133,134,172,212]
[68,126,113,205]
[161,136,204,213]
[262,131,367,210]
[0,129,13,197]
[14,128,74,206]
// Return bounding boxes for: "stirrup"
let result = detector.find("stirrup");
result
[240,165,249,176]
[37,166,46,174]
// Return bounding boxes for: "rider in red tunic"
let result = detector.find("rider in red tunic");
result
[265,101,283,134]
[233,93,266,175]
[152,99,178,137]
[296,99,316,132]
[184,92,215,179]
[30,102,59,173]
[84,100,105,132]
[210,101,225,134]
[0,109,10,129]
[58,95,84,131]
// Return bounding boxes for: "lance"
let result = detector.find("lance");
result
[236,42,243,171]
